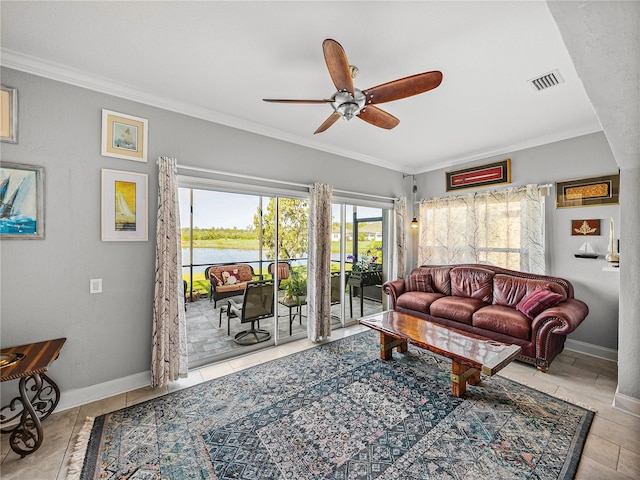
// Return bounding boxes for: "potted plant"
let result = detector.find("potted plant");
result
[283,269,307,304]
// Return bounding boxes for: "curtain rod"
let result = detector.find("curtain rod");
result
[177,164,396,201]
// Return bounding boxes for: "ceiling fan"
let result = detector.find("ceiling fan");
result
[263,39,443,134]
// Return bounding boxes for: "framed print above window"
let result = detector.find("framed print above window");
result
[445,159,511,191]
[0,86,18,143]
[0,162,45,239]
[101,169,148,241]
[101,109,148,162]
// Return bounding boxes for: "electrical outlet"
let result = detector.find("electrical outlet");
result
[90,278,102,294]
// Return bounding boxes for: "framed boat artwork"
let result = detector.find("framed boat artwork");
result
[101,109,148,162]
[0,162,45,239]
[101,169,148,241]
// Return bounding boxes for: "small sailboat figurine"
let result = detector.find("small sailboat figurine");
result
[575,242,598,259]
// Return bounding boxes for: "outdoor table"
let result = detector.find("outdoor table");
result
[278,295,307,335]
[0,338,66,457]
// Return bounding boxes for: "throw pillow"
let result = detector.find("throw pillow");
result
[406,273,434,293]
[516,288,564,320]
[210,272,223,287]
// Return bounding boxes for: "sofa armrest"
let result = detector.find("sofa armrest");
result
[382,279,406,309]
[531,298,589,336]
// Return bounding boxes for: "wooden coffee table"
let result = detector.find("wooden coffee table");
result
[359,311,521,397]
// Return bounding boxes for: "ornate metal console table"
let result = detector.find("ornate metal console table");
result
[1,338,66,457]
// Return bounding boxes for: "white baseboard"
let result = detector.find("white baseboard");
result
[564,339,618,362]
[51,339,619,413]
[613,388,640,418]
[57,371,151,412]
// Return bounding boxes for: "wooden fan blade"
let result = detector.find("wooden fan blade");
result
[263,98,334,104]
[314,112,342,134]
[322,39,354,95]
[363,71,443,105]
[357,106,400,130]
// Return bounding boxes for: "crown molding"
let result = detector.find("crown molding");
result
[415,124,603,174]
[1,49,603,176]
[0,49,401,172]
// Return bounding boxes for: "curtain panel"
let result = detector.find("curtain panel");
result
[394,196,408,279]
[307,182,333,342]
[151,156,187,387]
[418,184,545,274]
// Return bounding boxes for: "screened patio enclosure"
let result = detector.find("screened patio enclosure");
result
[179,183,392,367]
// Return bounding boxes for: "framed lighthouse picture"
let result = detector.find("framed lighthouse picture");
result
[101,169,148,241]
[0,162,45,239]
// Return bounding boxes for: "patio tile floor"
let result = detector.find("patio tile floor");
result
[186,293,384,366]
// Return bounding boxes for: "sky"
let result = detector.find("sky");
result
[179,188,382,229]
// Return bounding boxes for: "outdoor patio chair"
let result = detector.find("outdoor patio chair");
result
[330,271,342,306]
[224,280,275,345]
[330,271,342,320]
[268,261,291,289]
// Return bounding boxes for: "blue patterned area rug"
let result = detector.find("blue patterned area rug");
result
[70,331,593,479]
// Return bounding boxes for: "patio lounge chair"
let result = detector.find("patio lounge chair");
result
[225,280,275,345]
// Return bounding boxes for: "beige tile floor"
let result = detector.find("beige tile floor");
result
[1,324,638,480]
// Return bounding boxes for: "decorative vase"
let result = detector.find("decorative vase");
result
[606,217,620,264]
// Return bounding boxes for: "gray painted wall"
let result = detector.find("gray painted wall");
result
[414,132,620,351]
[0,68,405,394]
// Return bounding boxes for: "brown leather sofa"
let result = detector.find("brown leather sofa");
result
[382,264,589,372]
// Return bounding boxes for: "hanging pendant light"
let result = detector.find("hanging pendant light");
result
[403,173,419,230]
[410,176,419,230]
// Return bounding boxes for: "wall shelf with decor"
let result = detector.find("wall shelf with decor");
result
[602,266,620,272]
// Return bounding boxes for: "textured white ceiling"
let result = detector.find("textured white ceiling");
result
[0,1,603,173]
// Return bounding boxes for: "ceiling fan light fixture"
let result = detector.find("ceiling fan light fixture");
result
[331,88,366,120]
[337,102,359,120]
[264,39,442,134]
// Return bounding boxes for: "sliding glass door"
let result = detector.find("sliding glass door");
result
[179,182,392,368]
[331,202,389,325]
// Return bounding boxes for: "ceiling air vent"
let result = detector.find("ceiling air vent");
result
[528,69,564,91]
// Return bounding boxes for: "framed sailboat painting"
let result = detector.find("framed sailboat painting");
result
[0,162,45,239]
[101,169,148,241]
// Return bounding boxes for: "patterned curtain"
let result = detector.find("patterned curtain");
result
[151,157,187,387]
[418,184,545,274]
[394,197,408,279]
[307,182,333,342]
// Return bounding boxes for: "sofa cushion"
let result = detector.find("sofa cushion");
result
[406,273,434,293]
[216,283,246,293]
[473,305,531,340]
[209,264,254,286]
[493,274,566,308]
[410,266,453,295]
[430,296,487,325]
[397,291,445,312]
[450,266,495,303]
[516,289,565,320]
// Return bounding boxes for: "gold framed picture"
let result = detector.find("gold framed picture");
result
[556,174,619,208]
[0,86,18,143]
[101,109,148,162]
[446,159,511,191]
[101,169,148,241]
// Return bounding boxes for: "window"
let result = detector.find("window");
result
[418,184,545,273]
